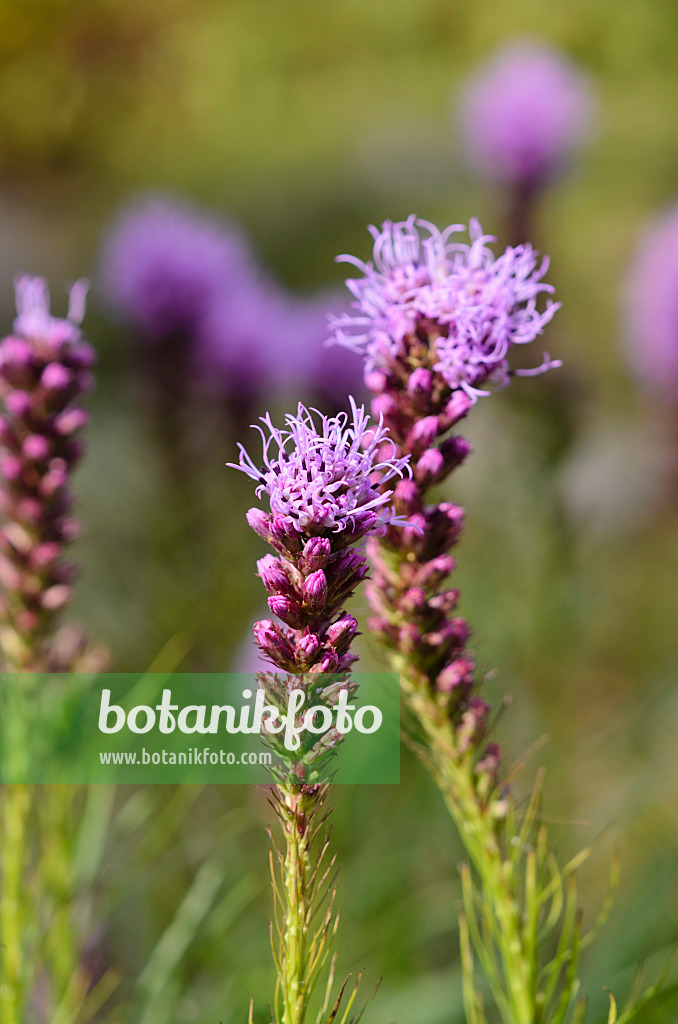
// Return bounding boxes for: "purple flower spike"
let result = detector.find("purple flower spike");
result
[100,195,257,343]
[330,217,560,402]
[233,398,409,774]
[0,277,94,668]
[459,40,595,187]
[624,207,678,399]
[229,397,411,535]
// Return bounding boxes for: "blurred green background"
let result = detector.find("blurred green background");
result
[2,0,678,1021]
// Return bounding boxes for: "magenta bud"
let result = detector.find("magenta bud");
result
[40,464,68,498]
[408,367,433,400]
[303,569,328,611]
[429,589,461,614]
[5,390,32,418]
[270,515,302,552]
[296,632,321,662]
[253,619,295,662]
[415,447,444,485]
[414,555,456,587]
[22,434,50,461]
[29,542,61,570]
[299,537,331,573]
[409,415,439,450]
[346,509,379,540]
[41,584,74,611]
[246,507,272,541]
[0,453,22,481]
[54,409,89,435]
[325,613,358,650]
[394,478,421,513]
[316,652,339,673]
[41,363,73,392]
[257,554,292,596]
[365,369,390,394]
[371,393,399,420]
[268,594,303,627]
[445,391,473,424]
[0,338,33,369]
[400,587,427,614]
[436,657,474,693]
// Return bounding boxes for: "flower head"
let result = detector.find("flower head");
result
[459,40,595,186]
[624,207,678,399]
[330,217,560,400]
[99,195,256,341]
[229,397,410,533]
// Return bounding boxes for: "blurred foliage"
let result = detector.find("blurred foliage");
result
[1,0,678,1021]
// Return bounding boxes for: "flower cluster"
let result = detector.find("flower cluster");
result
[0,277,95,668]
[624,206,678,400]
[330,217,560,402]
[332,216,560,805]
[459,40,595,187]
[231,399,410,775]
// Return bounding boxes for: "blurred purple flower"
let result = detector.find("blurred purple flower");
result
[330,216,560,401]
[279,290,366,407]
[0,277,95,667]
[625,207,678,398]
[100,195,257,342]
[459,40,595,187]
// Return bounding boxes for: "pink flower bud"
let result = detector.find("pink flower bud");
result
[246,507,272,541]
[299,537,331,573]
[303,569,328,612]
[54,409,89,435]
[23,434,50,461]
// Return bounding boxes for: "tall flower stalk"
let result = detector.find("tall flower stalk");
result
[230,399,409,1024]
[0,277,103,1024]
[329,218,657,1023]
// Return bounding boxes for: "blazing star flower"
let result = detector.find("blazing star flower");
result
[229,397,411,534]
[624,207,678,399]
[99,195,257,341]
[0,277,95,667]
[459,40,595,187]
[330,216,560,400]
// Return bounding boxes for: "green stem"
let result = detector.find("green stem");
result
[0,784,30,1024]
[397,664,536,1024]
[272,782,335,1024]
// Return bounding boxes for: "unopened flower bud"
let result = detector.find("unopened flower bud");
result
[296,632,321,664]
[299,537,331,573]
[303,569,328,612]
[23,434,50,461]
[408,367,433,401]
[257,554,292,596]
[246,507,272,542]
[41,584,74,611]
[268,594,304,628]
[5,391,32,419]
[41,363,73,392]
[54,409,89,435]
[415,447,444,486]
